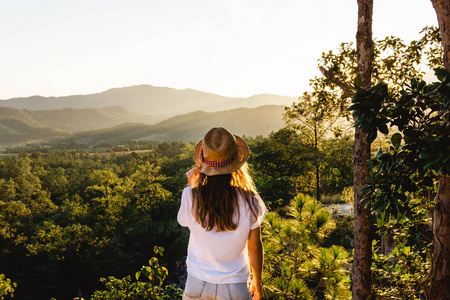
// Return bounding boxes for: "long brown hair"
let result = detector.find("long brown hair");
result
[191,163,260,232]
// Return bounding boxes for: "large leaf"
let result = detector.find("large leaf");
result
[391,133,402,149]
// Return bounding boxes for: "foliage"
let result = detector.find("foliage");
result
[355,68,448,299]
[283,89,348,145]
[320,136,354,195]
[283,28,441,201]
[388,71,450,174]
[306,27,444,298]
[0,134,351,299]
[340,186,354,204]
[360,69,450,218]
[262,194,351,299]
[324,214,355,250]
[0,147,186,299]
[348,69,450,151]
[91,246,183,300]
[316,26,442,105]
[312,28,445,297]
[248,130,353,209]
[0,274,16,300]
[362,145,436,221]
[371,208,433,299]
[248,130,314,209]
[346,80,390,143]
[283,83,350,201]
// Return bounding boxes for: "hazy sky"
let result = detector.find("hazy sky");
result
[0,0,438,100]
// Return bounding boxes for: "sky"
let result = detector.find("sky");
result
[0,0,439,100]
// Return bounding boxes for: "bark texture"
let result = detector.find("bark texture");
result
[429,1,450,299]
[356,0,374,86]
[431,0,450,69]
[429,176,450,299]
[352,0,374,299]
[352,128,372,300]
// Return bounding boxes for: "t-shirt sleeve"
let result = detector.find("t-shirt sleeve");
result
[250,195,268,230]
[177,187,192,227]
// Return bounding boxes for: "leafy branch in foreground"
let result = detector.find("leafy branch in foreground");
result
[357,68,450,298]
[262,194,351,300]
[0,274,16,300]
[90,246,183,300]
[346,78,390,144]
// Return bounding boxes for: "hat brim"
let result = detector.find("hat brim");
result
[194,135,249,176]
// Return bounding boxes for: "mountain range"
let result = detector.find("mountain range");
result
[63,105,287,145]
[0,85,296,147]
[0,85,295,117]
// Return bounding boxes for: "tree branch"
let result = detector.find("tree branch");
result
[319,66,353,94]
[293,116,314,132]
[316,116,342,141]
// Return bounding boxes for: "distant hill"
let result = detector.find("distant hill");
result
[0,85,296,117]
[0,106,158,133]
[62,105,287,145]
[0,117,68,145]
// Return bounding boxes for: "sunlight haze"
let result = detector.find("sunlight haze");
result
[0,0,438,100]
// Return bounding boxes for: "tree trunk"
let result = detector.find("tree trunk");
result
[352,0,374,299]
[431,0,450,69]
[315,123,320,201]
[429,2,450,298]
[352,128,372,299]
[429,175,450,299]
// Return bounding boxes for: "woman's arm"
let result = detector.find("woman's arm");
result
[248,226,263,300]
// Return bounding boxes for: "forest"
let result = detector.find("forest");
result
[0,133,354,299]
[1,15,450,300]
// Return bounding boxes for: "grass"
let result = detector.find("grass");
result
[321,187,354,205]
[321,194,343,204]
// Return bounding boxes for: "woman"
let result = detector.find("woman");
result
[178,127,267,300]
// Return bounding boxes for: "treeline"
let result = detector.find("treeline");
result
[0,130,353,299]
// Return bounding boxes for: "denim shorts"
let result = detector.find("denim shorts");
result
[183,274,252,300]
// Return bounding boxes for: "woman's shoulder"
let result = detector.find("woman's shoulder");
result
[253,193,266,210]
[237,189,265,208]
[183,186,193,193]
[182,186,194,200]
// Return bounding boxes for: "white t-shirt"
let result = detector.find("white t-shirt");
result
[177,186,267,284]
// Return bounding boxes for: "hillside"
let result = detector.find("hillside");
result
[140,105,286,141]
[0,106,158,132]
[0,85,295,117]
[62,105,287,145]
[0,117,68,145]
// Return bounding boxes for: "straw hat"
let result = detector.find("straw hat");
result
[194,127,249,176]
